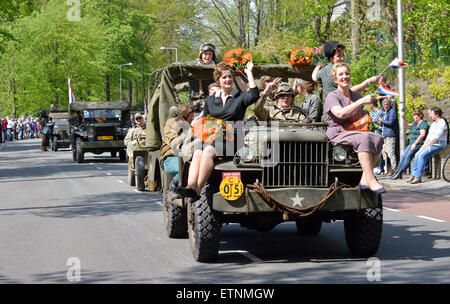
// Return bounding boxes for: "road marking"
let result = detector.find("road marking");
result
[96,167,102,170]
[417,215,446,223]
[106,173,112,176]
[117,180,124,183]
[221,250,263,263]
[383,207,400,212]
[155,201,162,206]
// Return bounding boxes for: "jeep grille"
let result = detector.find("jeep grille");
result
[262,141,328,187]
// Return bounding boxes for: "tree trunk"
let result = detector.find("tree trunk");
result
[381,0,398,47]
[105,75,110,102]
[237,0,245,47]
[351,0,360,56]
[254,0,263,46]
[128,80,132,106]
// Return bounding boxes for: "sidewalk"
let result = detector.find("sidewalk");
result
[378,174,450,199]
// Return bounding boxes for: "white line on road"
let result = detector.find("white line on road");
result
[221,250,263,263]
[383,207,401,212]
[417,215,446,223]
[106,173,112,176]
[117,180,124,183]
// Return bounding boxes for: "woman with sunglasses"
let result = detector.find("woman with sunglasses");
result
[175,61,259,199]
[253,80,308,121]
[325,62,385,194]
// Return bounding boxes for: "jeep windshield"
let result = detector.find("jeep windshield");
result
[82,109,122,122]
[54,118,69,126]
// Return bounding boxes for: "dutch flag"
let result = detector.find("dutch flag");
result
[68,75,76,104]
[377,82,399,97]
[389,58,408,68]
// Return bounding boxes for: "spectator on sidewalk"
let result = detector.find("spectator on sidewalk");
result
[378,98,398,176]
[390,109,429,180]
[408,107,448,184]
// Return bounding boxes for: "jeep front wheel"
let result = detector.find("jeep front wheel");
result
[135,156,146,191]
[344,195,383,257]
[187,183,222,262]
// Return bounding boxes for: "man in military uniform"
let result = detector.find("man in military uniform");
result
[124,113,146,166]
[253,82,309,122]
[160,104,195,199]
[69,110,83,149]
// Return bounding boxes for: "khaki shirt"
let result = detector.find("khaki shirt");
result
[124,125,146,155]
[160,117,191,162]
[253,94,308,121]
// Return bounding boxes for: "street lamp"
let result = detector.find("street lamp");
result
[120,62,133,102]
[160,47,178,63]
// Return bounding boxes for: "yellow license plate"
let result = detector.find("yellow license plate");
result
[220,172,243,201]
[98,136,113,140]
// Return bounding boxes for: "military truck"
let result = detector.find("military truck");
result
[49,109,70,151]
[70,101,130,163]
[146,63,382,262]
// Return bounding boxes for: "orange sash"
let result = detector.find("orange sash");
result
[343,114,371,132]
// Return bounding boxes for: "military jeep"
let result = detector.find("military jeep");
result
[49,110,70,151]
[147,63,382,262]
[70,101,129,163]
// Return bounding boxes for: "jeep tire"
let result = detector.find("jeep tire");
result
[135,156,146,191]
[344,195,383,257]
[187,183,222,262]
[163,191,188,238]
[75,137,84,163]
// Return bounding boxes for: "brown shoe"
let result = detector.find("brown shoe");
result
[386,170,395,177]
[410,177,422,184]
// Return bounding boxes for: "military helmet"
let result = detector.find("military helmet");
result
[198,43,217,63]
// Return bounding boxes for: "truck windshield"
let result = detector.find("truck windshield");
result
[83,109,122,120]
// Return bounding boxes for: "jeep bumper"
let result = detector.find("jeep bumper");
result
[81,140,125,151]
[212,187,378,213]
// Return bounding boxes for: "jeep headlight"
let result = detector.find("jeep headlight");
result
[235,146,256,163]
[333,146,347,162]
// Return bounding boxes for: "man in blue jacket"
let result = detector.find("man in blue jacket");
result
[378,98,398,176]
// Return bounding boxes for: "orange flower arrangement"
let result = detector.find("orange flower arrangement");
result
[223,49,253,73]
[96,116,107,123]
[285,46,314,66]
[192,115,234,143]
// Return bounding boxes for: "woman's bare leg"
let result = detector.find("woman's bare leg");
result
[187,149,202,191]
[358,152,384,191]
[196,145,216,194]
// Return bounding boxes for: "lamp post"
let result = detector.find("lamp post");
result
[120,62,133,102]
[160,47,178,63]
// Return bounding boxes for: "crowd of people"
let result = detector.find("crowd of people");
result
[0,115,42,143]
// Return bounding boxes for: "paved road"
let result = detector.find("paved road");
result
[0,139,449,284]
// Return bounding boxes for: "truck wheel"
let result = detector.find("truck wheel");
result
[295,217,322,235]
[135,156,146,191]
[344,195,383,257]
[75,137,84,163]
[187,183,222,262]
[128,165,136,186]
[163,191,188,238]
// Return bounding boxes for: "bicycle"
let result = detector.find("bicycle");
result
[443,154,450,182]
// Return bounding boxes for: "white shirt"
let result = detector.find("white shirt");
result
[425,118,448,147]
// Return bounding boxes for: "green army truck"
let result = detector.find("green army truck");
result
[70,101,130,163]
[49,109,70,151]
[146,63,382,262]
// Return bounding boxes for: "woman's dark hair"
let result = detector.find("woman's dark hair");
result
[412,109,424,120]
[213,61,233,82]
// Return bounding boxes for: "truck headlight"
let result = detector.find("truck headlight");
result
[333,146,347,162]
[235,146,256,163]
